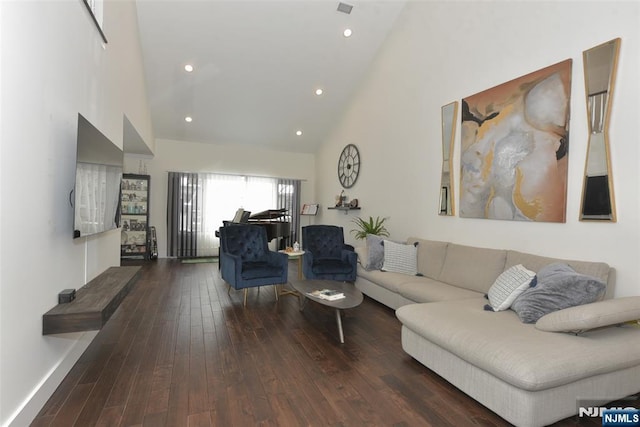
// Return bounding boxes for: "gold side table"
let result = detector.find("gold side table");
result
[278,250,305,297]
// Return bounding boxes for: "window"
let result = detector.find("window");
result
[167,172,300,257]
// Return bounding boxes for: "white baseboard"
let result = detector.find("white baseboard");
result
[3,331,98,427]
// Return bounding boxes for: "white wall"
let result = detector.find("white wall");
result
[315,1,640,297]
[125,138,315,258]
[0,1,153,425]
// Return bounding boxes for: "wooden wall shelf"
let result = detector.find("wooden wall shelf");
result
[328,206,361,214]
[42,266,141,335]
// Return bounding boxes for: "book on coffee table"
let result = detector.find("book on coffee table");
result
[308,289,345,301]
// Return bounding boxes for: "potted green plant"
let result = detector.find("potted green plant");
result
[350,216,390,240]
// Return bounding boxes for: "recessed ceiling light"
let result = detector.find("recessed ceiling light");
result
[343,28,353,38]
[315,88,323,96]
[185,116,193,123]
[184,64,194,72]
[296,130,303,136]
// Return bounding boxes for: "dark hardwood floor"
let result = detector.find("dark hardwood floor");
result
[31,259,628,426]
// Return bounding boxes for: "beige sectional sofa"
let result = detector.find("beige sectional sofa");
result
[354,237,640,427]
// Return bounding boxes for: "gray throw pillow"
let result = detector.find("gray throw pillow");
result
[511,263,606,324]
[365,234,385,271]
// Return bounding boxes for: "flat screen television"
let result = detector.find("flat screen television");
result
[73,113,123,238]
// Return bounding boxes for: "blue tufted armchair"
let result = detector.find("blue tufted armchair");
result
[302,225,357,282]
[219,224,288,306]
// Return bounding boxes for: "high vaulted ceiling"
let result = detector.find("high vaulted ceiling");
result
[135,0,406,154]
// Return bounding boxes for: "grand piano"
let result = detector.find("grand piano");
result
[247,208,291,249]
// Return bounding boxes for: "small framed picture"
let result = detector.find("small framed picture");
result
[301,204,319,215]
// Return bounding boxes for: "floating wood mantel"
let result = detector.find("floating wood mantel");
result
[42,266,141,335]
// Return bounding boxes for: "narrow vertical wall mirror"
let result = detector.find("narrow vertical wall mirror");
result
[439,101,458,215]
[580,38,620,221]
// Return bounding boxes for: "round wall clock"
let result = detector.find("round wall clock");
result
[338,144,360,188]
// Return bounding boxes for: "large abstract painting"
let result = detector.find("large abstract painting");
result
[460,59,572,222]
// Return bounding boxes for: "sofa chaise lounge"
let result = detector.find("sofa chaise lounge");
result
[354,237,640,427]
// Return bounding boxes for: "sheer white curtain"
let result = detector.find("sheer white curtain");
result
[75,162,121,235]
[199,175,278,255]
[245,176,278,215]
[197,174,245,256]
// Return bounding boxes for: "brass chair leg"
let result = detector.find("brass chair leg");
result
[227,284,231,294]
[274,285,279,301]
[243,288,248,307]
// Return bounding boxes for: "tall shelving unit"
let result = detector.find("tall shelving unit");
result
[121,174,150,260]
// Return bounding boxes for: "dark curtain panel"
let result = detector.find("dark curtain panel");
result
[277,179,301,247]
[167,172,199,257]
